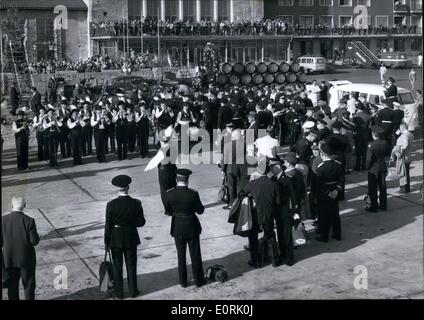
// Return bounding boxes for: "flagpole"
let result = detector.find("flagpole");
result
[23,19,34,87]
[157,7,160,65]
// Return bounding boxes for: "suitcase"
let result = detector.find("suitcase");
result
[98,250,114,292]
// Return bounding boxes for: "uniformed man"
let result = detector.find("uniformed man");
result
[269,157,299,266]
[384,77,398,104]
[353,102,371,171]
[42,107,60,167]
[377,99,396,145]
[366,126,391,212]
[91,106,108,163]
[104,175,145,299]
[164,169,207,288]
[67,108,83,165]
[285,99,303,148]
[32,108,47,161]
[113,101,129,160]
[135,104,150,158]
[314,143,345,242]
[158,135,177,212]
[12,111,30,171]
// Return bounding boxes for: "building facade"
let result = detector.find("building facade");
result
[264,0,422,58]
[0,0,89,64]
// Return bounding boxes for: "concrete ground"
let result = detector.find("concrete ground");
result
[1,68,423,300]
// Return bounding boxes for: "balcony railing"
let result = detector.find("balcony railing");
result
[410,3,422,12]
[393,3,410,12]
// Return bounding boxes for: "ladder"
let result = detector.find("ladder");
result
[346,41,381,67]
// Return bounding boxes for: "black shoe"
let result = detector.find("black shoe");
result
[130,290,140,298]
[243,245,250,251]
[180,283,188,288]
[379,207,387,212]
[248,260,261,268]
[331,235,342,241]
[272,259,282,267]
[222,205,231,210]
[195,279,207,288]
[315,236,329,243]
[286,257,295,266]
[365,206,378,212]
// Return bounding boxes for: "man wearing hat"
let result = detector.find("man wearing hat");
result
[317,118,331,141]
[42,107,61,167]
[240,158,281,267]
[105,175,145,299]
[384,77,398,103]
[12,111,30,170]
[392,101,404,137]
[285,102,303,148]
[30,86,42,114]
[113,101,129,160]
[158,135,177,211]
[217,98,234,131]
[67,108,83,165]
[377,99,396,145]
[314,143,345,242]
[269,156,300,266]
[295,125,317,166]
[365,126,391,212]
[91,106,108,163]
[164,169,207,288]
[57,98,71,159]
[256,101,273,130]
[10,81,21,116]
[353,103,371,171]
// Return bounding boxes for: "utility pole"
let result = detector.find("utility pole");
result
[140,5,143,54]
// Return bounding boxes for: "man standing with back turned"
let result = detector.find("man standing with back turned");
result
[165,169,207,288]
[2,196,40,300]
[104,175,146,299]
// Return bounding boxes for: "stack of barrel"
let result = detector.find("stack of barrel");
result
[217,61,307,86]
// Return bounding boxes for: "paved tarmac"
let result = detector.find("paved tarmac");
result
[1,68,423,300]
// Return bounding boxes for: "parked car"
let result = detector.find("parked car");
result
[378,52,413,69]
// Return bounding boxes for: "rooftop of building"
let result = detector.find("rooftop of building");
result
[0,0,87,11]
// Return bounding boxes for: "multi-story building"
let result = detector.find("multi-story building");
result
[0,0,90,63]
[264,0,422,59]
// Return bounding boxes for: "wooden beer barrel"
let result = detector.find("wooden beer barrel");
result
[279,62,290,73]
[233,62,245,74]
[221,63,232,74]
[252,73,264,85]
[290,62,301,73]
[268,62,279,74]
[229,74,240,85]
[217,74,229,85]
[245,62,256,74]
[264,73,275,84]
[296,72,307,83]
[286,72,297,83]
[257,62,268,74]
[275,73,286,84]
[241,73,252,85]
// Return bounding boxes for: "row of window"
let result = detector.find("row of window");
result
[129,0,231,21]
[278,14,422,28]
[279,0,422,10]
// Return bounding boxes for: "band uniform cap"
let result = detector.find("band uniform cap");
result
[388,77,396,83]
[281,152,298,164]
[339,98,347,104]
[302,121,315,130]
[176,168,192,178]
[332,121,343,130]
[393,101,401,107]
[317,118,327,126]
[320,143,333,156]
[309,128,320,137]
[266,125,275,133]
[268,157,282,167]
[371,125,384,135]
[111,175,132,188]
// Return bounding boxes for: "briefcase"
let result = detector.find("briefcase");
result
[218,176,229,204]
[386,167,399,181]
[98,250,114,292]
[292,222,310,247]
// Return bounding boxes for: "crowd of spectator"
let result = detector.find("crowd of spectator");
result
[90,17,421,38]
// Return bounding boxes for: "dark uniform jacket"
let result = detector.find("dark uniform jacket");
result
[295,137,313,165]
[217,104,234,130]
[377,107,396,136]
[285,168,306,210]
[366,139,391,177]
[315,159,345,195]
[104,196,145,249]
[2,211,40,268]
[353,111,371,141]
[272,172,298,217]
[257,110,274,129]
[242,176,280,225]
[384,84,398,99]
[31,92,42,113]
[165,186,205,239]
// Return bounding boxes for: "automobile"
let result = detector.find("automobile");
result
[330,82,418,129]
[378,52,413,69]
[296,55,327,74]
[98,75,153,104]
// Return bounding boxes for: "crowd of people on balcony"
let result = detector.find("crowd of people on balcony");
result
[90,17,421,38]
